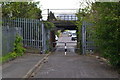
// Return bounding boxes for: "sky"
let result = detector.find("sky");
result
[34,0,95,20]
[37,0,82,10]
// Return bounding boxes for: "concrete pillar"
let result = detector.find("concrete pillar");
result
[0,4,2,56]
[0,26,2,56]
[0,4,2,80]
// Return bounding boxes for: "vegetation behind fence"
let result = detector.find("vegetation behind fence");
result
[76,2,120,68]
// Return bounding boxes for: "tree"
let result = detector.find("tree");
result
[1,2,42,19]
[91,2,120,67]
[76,2,120,67]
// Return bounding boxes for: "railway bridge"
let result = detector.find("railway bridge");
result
[43,9,78,30]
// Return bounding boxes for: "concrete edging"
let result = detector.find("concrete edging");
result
[88,54,108,62]
[23,52,51,78]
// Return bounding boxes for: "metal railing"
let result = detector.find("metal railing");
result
[56,15,78,21]
[82,21,96,54]
[2,18,50,54]
[2,18,42,49]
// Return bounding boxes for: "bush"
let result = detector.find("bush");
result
[92,2,120,67]
[0,34,25,63]
[14,34,25,56]
[76,2,120,68]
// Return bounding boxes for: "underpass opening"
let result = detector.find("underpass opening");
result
[43,9,80,54]
[52,29,80,54]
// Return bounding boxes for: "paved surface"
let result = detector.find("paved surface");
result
[33,33,119,78]
[33,52,119,78]
[2,33,119,78]
[2,53,45,78]
[56,33,77,53]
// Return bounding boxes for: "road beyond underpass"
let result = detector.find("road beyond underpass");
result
[32,33,119,78]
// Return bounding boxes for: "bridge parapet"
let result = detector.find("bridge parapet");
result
[56,14,78,21]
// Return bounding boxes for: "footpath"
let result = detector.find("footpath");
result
[2,53,47,78]
[33,52,119,78]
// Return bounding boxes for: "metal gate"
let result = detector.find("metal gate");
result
[82,21,96,54]
[2,18,46,52]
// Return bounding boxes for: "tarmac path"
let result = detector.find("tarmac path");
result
[33,33,119,78]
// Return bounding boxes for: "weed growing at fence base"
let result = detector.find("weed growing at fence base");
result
[13,34,25,56]
[0,34,25,64]
[0,53,12,63]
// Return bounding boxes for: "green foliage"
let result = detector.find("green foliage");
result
[75,18,82,54]
[55,30,61,37]
[46,40,51,51]
[76,8,89,54]
[43,21,55,29]
[14,34,25,56]
[10,52,17,58]
[0,34,25,63]
[1,2,42,19]
[45,50,49,54]
[77,2,120,67]
[0,53,12,63]
[91,2,120,67]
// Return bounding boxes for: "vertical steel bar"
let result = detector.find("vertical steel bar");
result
[33,19,34,48]
[23,18,25,46]
[26,19,30,47]
[36,20,38,48]
[31,19,32,48]
[84,21,86,54]
[33,20,35,48]
[39,21,40,49]
[0,20,2,56]
[30,19,31,48]
[42,22,44,53]
[26,18,29,47]
[32,19,34,48]
[82,21,85,54]
[35,20,37,48]
[31,19,33,48]
[29,19,31,47]
[38,21,40,49]
[23,18,28,46]
[40,22,41,50]
[24,18,26,47]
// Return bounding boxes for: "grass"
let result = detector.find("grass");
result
[0,53,13,64]
[0,52,24,64]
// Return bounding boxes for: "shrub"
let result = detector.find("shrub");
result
[13,34,25,56]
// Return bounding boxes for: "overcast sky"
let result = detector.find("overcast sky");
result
[36,0,83,9]
[34,0,95,20]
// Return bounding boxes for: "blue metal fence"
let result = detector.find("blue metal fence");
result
[82,21,96,54]
[2,26,21,55]
[2,18,50,55]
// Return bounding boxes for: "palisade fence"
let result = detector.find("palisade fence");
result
[2,26,21,55]
[2,18,50,55]
[82,21,96,54]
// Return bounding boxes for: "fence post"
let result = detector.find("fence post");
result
[0,5,2,78]
[0,25,2,56]
[0,5,2,57]
[0,4,2,79]
[82,21,86,55]
[41,22,44,53]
